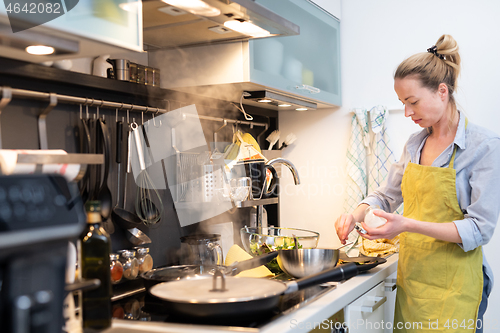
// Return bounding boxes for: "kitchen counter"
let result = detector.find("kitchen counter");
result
[105,254,398,333]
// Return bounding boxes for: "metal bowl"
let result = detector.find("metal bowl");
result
[240,226,319,255]
[277,248,339,278]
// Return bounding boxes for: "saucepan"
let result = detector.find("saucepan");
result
[148,261,358,318]
[140,251,278,291]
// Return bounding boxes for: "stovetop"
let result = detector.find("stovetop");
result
[111,278,337,328]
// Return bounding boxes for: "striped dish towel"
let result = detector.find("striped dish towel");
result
[368,106,396,193]
[344,109,370,213]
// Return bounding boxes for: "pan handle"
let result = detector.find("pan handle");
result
[285,263,358,294]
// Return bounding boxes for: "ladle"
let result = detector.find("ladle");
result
[112,120,142,230]
[96,118,113,229]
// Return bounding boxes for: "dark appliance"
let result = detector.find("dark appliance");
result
[0,175,86,333]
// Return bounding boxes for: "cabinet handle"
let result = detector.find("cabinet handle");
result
[352,296,387,313]
[294,84,321,94]
[385,278,397,292]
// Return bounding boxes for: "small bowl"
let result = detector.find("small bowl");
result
[240,226,319,255]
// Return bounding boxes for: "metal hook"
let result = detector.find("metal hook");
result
[127,109,130,124]
[0,87,13,149]
[257,123,269,143]
[38,92,58,150]
[116,108,118,122]
[96,106,100,119]
[80,104,83,119]
[152,109,162,127]
[141,112,144,125]
[214,119,227,144]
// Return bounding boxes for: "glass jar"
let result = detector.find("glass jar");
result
[145,67,154,86]
[117,250,139,280]
[110,253,124,284]
[136,65,146,85]
[152,68,160,87]
[129,62,138,83]
[134,247,153,273]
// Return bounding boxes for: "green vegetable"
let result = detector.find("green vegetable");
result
[249,238,302,274]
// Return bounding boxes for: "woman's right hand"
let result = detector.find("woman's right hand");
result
[335,203,370,244]
[335,213,356,245]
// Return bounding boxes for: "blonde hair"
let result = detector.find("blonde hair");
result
[394,35,461,130]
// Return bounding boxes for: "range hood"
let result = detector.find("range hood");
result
[143,0,300,49]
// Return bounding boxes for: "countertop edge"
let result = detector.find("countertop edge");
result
[261,253,399,333]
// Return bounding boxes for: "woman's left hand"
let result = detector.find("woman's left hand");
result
[360,210,408,240]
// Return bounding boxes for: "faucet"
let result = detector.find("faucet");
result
[266,158,301,185]
[255,158,301,230]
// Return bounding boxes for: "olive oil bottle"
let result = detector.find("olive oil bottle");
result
[79,201,112,329]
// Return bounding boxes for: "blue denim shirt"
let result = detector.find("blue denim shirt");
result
[361,111,500,292]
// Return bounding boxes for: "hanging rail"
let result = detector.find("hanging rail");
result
[0,86,271,148]
[0,86,168,113]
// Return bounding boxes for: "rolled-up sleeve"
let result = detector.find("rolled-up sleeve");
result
[454,137,500,252]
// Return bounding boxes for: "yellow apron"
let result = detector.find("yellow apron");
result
[394,120,483,333]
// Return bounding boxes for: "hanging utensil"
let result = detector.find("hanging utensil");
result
[131,121,163,226]
[112,119,143,230]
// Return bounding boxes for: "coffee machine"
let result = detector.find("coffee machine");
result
[0,175,86,333]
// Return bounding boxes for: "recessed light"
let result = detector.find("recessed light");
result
[278,104,292,107]
[295,107,308,111]
[25,45,55,55]
[161,0,221,17]
[224,20,271,37]
[258,99,272,103]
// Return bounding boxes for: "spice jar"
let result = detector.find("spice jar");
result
[134,247,153,273]
[117,250,139,280]
[110,253,124,284]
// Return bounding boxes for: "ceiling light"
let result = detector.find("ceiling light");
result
[295,107,308,111]
[258,99,272,103]
[278,104,292,107]
[161,0,221,17]
[25,45,55,55]
[224,20,271,38]
[244,91,317,110]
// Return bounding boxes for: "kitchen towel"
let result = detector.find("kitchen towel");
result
[367,106,396,193]
[344,108,369,213]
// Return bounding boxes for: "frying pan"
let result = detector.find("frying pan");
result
[141,251,279,291]
[149,262,358,318]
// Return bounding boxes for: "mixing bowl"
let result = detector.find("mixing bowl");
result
[276,248,339,278]
[240,226,319,255]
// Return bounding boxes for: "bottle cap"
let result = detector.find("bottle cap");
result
[85,200,101,213]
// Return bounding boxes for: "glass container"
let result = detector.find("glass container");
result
[134,247,153,274]
[110,253,123,284]
[117,250,139,280]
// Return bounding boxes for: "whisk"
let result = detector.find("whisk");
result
[131,122,163,226]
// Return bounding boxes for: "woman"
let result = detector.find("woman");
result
[335,34,500,333]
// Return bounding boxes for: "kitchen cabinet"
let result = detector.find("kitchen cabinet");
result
[149,0,341,108]
[309,0,341,20]
[345,282,387,333]
[251,0,341,106]
[0,0,142,63]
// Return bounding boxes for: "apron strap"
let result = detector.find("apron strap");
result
[449,117,468,169]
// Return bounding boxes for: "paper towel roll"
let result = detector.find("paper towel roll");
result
[0,149,82,181]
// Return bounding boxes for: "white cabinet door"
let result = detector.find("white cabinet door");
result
[384,271,398,333]
[309,0,341,20]
[346,282,386,333]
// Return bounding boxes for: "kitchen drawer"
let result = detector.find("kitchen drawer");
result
[346,281,386,333]
[384,271,398,333]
